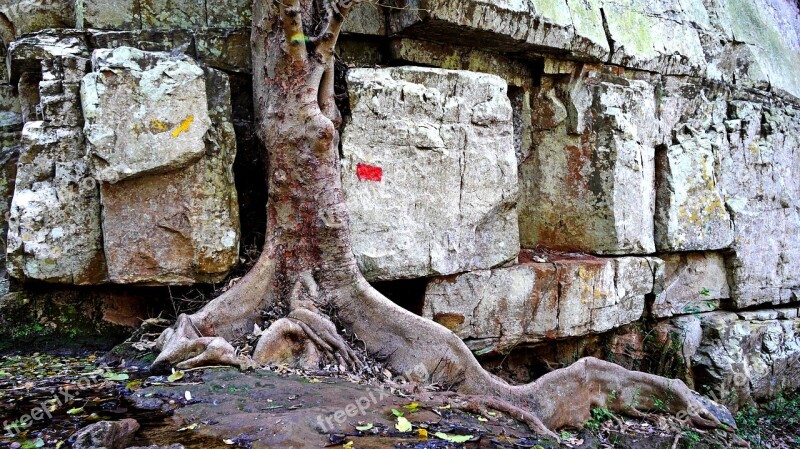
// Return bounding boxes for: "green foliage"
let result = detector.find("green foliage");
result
[735,392,800,446]
[585,407,615,432]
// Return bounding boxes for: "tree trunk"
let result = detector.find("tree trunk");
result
[153,0,732,437]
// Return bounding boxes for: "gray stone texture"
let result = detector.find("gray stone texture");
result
[422,254,658,353]
[342,67,520,281]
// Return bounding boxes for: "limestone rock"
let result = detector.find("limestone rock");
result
[691,310,800,410]
[389,0,609,61]
[140,0,204,29]
[342,67,519,281]
[7,31,89,84]
[519,69,657,254]
[601,0,707,76]
[7,52,105,285]
[96,55,240,285]
[77,0,140,30]
[82,46,212,183]
[7,123,106,284]
[0,0,75,38]
[654,136,734,252]
[422,254,656,352]
[651,252,729,318]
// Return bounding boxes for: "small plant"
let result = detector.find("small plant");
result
[585,407,615,432]
[684,429,701,448]
[700,287,711,297]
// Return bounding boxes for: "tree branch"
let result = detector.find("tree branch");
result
[313,0,362,61]
[278,0,308,62]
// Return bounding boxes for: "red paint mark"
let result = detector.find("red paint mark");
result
[357,163,383,182]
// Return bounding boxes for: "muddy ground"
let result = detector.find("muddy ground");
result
[0,354,793,448]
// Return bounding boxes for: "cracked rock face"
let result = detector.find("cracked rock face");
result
[688,309,800,410]
[651,252,729,319]
[422,254,657,353]
[342,67,520,281]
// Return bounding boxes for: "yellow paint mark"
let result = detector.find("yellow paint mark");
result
[172,116,194,138]
[150,119,169,133]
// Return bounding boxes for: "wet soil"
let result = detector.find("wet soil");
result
[0,354,777,449]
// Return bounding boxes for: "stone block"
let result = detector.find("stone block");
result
[7,122,107,284]
[91,51,239,284]
[422,253,657,353]
[342,66,519,281]
[651,252,729,318]
[654,135,734,252]
[692,310,800,410]
[82,47,212,183]
[519,69,657,254]
[139,0,204,29]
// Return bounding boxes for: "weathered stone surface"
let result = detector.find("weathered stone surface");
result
[7,123,106,284]
[654,135,734,252]
[342,67,519,281]
[691,310,800,410]
[389,0,609,61]
[89,29,195,54]
[422,253,656,352]
[207,0,251,28]
[342,2,386,36]
[519,68,657,254]
[72,419,140,449]
[82,46,212,183]
[194,29,251,73]
[601,0,707,76]
[0,0,76,38]
[77,0,140,30]
[7,31,89,84]
[140,0,204,29]
[96,53,239,285]
[651,252,729,318]
[7,49,106,285]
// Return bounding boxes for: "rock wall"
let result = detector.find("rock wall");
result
[0,0,797,408]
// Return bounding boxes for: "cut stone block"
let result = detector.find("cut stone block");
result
[423,253,657,353]
[519,69,657,254]
[7,123,107,284]
[82,46,212,183]
[84,49,240,285]
[342,66,519,281]
[651,252,729,318]
[654,135,734,252]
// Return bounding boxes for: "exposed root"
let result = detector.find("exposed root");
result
[253,308,363,372]
[153,314,246,373]
[431,391,559,440]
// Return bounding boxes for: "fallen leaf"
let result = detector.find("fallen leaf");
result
[185,390,192,401]
[223,439,235,445]
[168,370,185,382]
[391,408,404,417]
[66,407,84,415]
[478,416,488,422]
[435,432,472,443]
[343,442,353,449]
[103,372,129,381]
[395,416,412,433]
[177,423,199,432]
[355,423,374,431]
[418,428,429,439]
[403,402,420,413]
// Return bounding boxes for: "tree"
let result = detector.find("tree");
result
[153,0,726,437]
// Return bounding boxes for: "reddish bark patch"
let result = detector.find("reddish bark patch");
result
[356,163,383,182]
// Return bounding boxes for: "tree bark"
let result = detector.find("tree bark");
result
[153,0,732,437]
